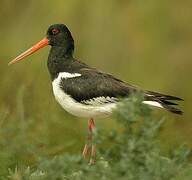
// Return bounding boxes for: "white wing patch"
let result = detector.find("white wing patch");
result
[143,101,163,108]
[82,96,118,106]
[58,72,81,79]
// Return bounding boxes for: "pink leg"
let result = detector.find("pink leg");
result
[82,118,96,164]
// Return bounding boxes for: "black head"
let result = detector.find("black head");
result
[47,24,74,48]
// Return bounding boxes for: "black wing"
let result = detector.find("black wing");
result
[59,68,137,103]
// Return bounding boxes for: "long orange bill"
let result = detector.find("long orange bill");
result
[8,37,49,66]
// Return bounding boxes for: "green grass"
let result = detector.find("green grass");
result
[1,94,192,180]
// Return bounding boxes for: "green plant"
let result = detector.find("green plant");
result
[6,94,192,180]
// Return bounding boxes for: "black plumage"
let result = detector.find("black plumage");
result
[59,68,134,102]
[45,24,183,115]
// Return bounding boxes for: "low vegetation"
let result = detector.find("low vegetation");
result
[0,94,192,180]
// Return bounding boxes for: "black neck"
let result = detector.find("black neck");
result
[47,46,74,80]
[47,44,90,81]
[50,43,74,58]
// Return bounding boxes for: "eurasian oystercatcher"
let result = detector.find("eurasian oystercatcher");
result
[8,24,183,163]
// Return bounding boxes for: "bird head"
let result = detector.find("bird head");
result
[8,24,74,65]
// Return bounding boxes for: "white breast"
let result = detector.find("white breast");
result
[52,72,117,118]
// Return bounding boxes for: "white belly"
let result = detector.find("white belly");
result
[52,73,117,118]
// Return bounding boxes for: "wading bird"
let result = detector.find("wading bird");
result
[9,24,183,164]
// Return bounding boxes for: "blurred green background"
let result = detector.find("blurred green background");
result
[0,0,192,168]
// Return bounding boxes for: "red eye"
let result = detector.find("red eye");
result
[52,28,60,35]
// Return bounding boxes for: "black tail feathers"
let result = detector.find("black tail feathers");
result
[145,91,183,115]
[160,100,183,115]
